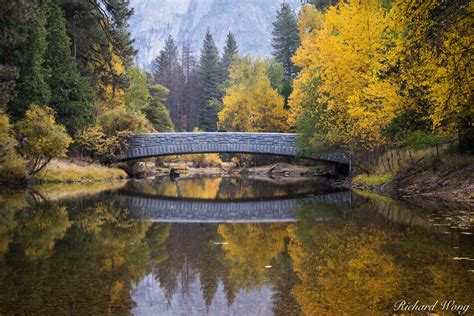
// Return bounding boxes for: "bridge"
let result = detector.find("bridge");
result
[124,191,352,223]
[121,132,350,166]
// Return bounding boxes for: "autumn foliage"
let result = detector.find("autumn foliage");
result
[290,0,473,154]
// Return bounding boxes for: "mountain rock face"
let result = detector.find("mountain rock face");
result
[129,0,301,68]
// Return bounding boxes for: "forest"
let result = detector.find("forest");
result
[0,0,472,185]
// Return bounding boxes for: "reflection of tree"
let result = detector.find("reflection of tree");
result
[15,203,71,260]
[154,223,228,305]
[0,195,170,314]
[289,194,474,315]
[387,231,474,308]
[218,223,288,290]
[270,241,301,316]
[124,176,320,200]
[0,192,27,256]
[124,177,222,199]
[288,222,401,314]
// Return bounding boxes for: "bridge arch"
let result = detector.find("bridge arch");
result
[121,132,349,165]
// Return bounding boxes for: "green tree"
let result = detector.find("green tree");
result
[307,0,338,11]
[124,67,150,113]
[220,32,238,82]
[2,1,50,120]
[17,105,72,174]
[43,0,94,135]
[271,3,300,78]
[152,35,178,86]
[60,0,136,97]
[144,85,174,132]
[198,29,221,131]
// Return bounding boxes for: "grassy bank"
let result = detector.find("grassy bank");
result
[353,173,394,186]
[35,159,127,183]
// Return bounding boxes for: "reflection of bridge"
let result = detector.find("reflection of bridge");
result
[120,132,350,166]
[125,191,352,223]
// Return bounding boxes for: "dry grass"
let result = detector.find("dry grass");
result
[35,159,128,183]
[353,173,395,186]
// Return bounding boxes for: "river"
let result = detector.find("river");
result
[0,176,472,315]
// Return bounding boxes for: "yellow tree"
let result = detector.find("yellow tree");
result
[218,56,289,132]
[388,0,473,152]
[290,1,401,151]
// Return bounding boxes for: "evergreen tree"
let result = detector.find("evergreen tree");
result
[271,3,300,77]
[181,42,200,131]
[198,29,221,131]
[60,0,136,97]
[144,85,174,132]
[221,32,238,82]
[43,0,94,135]
[308,0,338,11]
[152,35,178,87]
[2,0,50,119]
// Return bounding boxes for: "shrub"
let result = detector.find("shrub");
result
[77,107,155,163]
[17,105,72,174]
[0,108,27,183]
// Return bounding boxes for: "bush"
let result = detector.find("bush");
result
[17,105,72,174]
[76,107,155,163]
[0,108,27,183]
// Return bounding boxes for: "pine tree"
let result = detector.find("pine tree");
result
[221,32,238,82]
[152,35,178,87]
[43,0,94,135]
[60,0,136,96]
[308,0,338,11]
[3,1,50,120]
[198,29,221,131]
[144,85,174,132]
[181,42,200,131]
[271,3,300,77]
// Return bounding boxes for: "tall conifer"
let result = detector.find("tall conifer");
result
[43,0,94,135]
[271,3,300,77]
[221,32,238,82]
[198,29,220,131]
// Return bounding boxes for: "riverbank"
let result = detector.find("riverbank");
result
[34,159,128,184]
[14,156,473,207]
[339,155,474,204]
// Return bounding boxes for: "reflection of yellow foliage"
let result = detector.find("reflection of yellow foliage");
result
[0,192,28,255]
[110,281,125,304]
[288,224,400,314]
[16,205,72,260]
[218,223,289,289]
[177,177,222,199]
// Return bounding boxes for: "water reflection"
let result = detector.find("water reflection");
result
[0,178,472,314]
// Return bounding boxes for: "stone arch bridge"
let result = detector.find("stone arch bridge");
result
[121,132,350,168]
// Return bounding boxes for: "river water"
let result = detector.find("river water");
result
[0,176,472,315]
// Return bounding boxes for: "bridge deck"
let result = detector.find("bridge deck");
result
[122,132,349,164]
